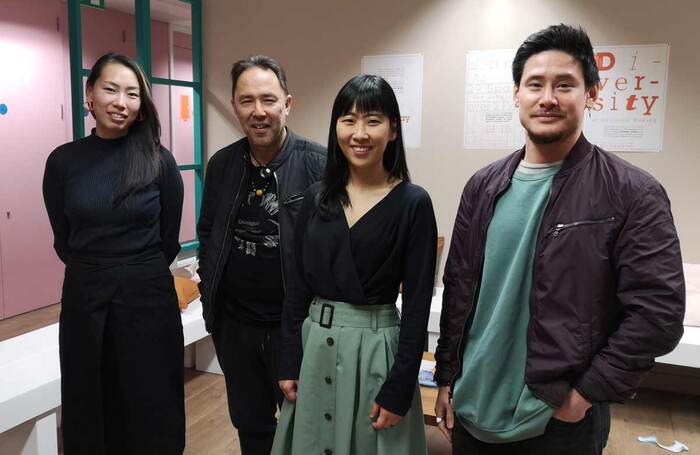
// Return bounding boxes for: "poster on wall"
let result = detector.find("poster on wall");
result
[361,54,423,149]
[463,49,523,149]
[463,45,670,152]
[584,45,669,152]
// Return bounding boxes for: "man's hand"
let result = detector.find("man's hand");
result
[553,388,592,423]
[278,380,299,402]
[369,403,402,430]
[434,386,455,442]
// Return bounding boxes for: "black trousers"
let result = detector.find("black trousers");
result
[453,403,611,455]
[211,309,284,455]
[59,251,185,455]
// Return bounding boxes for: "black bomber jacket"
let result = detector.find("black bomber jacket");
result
[196,130,326,332]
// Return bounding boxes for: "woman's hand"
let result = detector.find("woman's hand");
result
[369,402,403,430]
[278,380,299,402]
[434,386,455,442]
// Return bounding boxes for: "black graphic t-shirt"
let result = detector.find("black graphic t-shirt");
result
[219,164,284,324]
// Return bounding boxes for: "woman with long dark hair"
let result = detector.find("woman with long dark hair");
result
[43,52,185,454]
[272,75,437,455]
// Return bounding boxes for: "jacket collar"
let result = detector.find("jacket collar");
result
[242,127,297,172]
[506,132,594,179]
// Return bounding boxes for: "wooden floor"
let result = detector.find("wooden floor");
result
[0,303,60,342]
[182,370,700,455]
[3,305,699,454]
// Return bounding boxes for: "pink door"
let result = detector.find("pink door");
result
[0,0,70,318]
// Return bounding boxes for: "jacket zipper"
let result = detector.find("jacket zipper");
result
[273,170,287,293]
[552,216,616,237]
[449,178,511,392]
[206,163,248,322]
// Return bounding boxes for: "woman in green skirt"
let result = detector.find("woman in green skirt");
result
[273,75,437,455]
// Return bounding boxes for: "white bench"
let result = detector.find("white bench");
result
[0,298,209,455]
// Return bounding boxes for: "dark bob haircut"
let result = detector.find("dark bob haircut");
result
[86,52,162,205]
[512,24,600,88]
[230,55,289,98]
[319,74,410,216]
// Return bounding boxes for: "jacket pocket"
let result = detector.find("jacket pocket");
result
[282,193,305,205]
[552,216,616,238]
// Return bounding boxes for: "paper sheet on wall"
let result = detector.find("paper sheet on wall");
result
[464,50,523,149]
[584,45,669,152]
[463,46,669,152]
[361,54,423,149]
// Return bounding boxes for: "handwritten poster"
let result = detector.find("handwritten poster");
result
[463,45,669,152]
[361,54,423,149]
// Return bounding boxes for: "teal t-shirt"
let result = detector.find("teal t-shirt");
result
[453,161,561,443]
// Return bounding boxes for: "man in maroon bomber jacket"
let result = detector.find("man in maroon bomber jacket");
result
[434,24,685,455]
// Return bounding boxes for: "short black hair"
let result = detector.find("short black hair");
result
[230,55,288,97]
[512,24,599,88]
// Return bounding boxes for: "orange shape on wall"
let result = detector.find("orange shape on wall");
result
[180,95,191,121]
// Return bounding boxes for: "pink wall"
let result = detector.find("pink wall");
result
[0,0,70,318]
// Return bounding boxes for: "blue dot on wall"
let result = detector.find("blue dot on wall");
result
[0,104,8,115]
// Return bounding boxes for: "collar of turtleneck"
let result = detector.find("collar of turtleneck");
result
[88,128,129,148]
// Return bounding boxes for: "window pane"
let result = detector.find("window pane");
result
[152,83,195,164]
[179,169,196,243]
[151,0,193,82]
[81,0,136,67]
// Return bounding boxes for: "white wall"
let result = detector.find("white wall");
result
[203,0,700,278]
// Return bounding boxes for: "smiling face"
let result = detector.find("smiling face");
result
[514,50,598,146]
[231,66,292,155]
[335,107,397,173]
[86,62,141,139]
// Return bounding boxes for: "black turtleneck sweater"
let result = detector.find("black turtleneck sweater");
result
[42,132,184,264]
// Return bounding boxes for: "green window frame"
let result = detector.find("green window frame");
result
[67,0,203,252]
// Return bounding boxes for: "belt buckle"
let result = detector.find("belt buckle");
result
[319,303,334,329]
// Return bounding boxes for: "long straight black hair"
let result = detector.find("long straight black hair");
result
[319,74,410,216]
[86,52,162,205]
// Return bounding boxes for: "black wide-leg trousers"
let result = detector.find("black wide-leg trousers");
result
[59,250,185,455]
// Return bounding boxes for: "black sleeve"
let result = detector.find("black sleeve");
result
[278,186,318,380]
[375,190,438,416]
[159,148,184,264]
[196,151,223,303]
[42,149,70,263]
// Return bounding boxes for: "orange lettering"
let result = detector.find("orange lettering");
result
[595,52,615,71]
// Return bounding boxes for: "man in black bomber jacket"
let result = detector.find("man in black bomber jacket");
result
[197,55,326,455]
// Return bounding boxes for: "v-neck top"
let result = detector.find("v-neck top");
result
[279,181,438,415]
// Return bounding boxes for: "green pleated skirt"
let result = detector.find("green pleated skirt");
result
[271,297,427,455]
